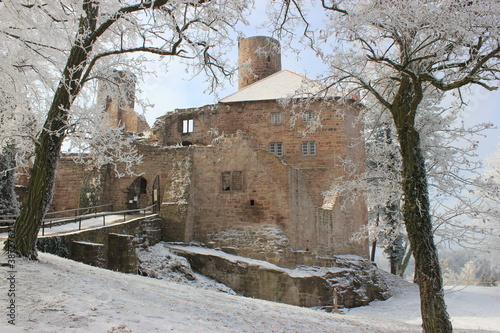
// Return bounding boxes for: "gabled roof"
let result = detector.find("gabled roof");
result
[219,70,340,103]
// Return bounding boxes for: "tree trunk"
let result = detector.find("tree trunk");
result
[7,126,66,258]
[384,201,404,275]
[394,115,452,332]
[397,242,412,278]
[4,1,98,259]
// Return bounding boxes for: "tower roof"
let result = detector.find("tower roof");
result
[220,70,341,103]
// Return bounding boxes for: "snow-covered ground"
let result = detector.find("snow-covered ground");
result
[1,248,498,332]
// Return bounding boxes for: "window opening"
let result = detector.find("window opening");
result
[270,112,281,124]
[182,119,194,133]
[222,172,231,191]
[222,171,243,191]
[269,142,283,157]
[302,111,313,122]
[302,141,316,155]
[250,199,255,206]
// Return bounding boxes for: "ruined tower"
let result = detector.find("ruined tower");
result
[238,36,282,90]
[98,70,150,133]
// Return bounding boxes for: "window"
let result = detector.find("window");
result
[302,111,313,122]
[270,112,281,124]
[222,171,243,191]
[232,171,243,190]
[182,119,194,133]
[302,141,316,155]
[269,142,283,157]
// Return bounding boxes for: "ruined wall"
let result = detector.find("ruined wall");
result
[104,99,150,133]
[153,99,349,172]
[97,70,150,134]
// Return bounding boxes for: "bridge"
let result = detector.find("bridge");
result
[0,203,156,236]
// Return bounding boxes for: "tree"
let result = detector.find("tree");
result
[340,93,496,279]
[271,1,500,331]
[0,146,19,216]
[1,0,250,259]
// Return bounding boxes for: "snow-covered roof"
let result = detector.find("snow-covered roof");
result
[220,70,340,103]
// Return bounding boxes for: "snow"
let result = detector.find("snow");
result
[137,243,236,294]
[219,70,340,103]
[348,284,500,332]
[1,247,498,332]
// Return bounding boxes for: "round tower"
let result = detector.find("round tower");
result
[238,36,281,90]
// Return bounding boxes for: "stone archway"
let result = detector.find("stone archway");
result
[127,176,147,210]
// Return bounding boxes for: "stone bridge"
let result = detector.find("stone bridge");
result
[36,214,165,273]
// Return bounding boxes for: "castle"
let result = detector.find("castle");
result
[47,36,368,260]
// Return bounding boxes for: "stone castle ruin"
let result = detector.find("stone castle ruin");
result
[42,36,368,263]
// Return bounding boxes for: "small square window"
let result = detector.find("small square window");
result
[302,141,316,155]
[271,112,281,124]
[182,119,194,133]
[269,142,283,157]
[302,111,313,122]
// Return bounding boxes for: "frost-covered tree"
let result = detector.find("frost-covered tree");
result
[271,1,500,331]
[334,91,496,281]
[0,0,250,259]
[0,146,19,216]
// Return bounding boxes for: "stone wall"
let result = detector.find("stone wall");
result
[168,245,388,308]
[108,233,138,273]
[46,130,367,257]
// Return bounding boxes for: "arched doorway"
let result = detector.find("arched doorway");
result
[127,176,147,210]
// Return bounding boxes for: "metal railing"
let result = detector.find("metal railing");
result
[44,203,115,218]
[0,203,114,226]
[0,204,157,235]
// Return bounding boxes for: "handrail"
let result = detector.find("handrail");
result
[0,204,157,235]
[45,203,115,217]
[40,204,157,236]
[0,203,115,221]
